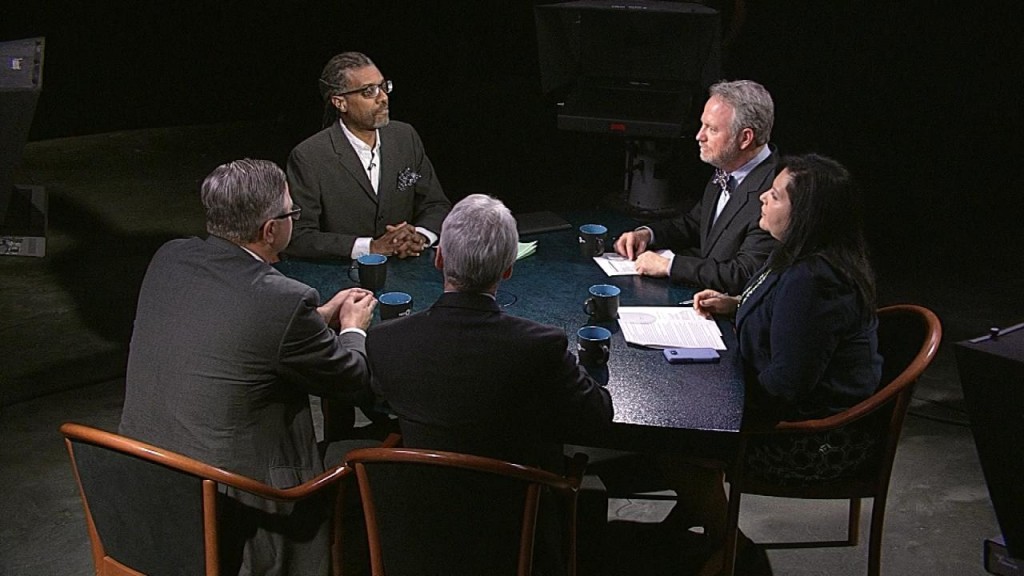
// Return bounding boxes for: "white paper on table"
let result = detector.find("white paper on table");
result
[593,250,676,276]
[617,306,726,350]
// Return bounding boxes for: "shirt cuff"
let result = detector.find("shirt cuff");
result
[637,225,655,245]
[351,237,373,259]
[415,226,438,247]
[338,327,367,338]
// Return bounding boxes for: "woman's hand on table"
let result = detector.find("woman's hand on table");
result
[693,289,739,319]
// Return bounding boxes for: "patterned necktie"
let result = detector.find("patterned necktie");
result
[712,169,733,225]
[712,168,729,194]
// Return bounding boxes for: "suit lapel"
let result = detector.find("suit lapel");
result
[377,126,396,216]
[698,180,720,247]
[704,182,752,249]
[703,152,776,252]
[329,123,377,204]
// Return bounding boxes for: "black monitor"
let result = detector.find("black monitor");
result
[957,327,1024,563]
[535,1,720,138]
[0,37,45,221]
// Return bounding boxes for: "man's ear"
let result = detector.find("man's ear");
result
[434,246,444,271]
[737,127,756,150]
[262,216,286,245]
[502,265,513,280]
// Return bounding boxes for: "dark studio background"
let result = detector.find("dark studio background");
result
[5,0,1023,257]
[1,0,1023,404]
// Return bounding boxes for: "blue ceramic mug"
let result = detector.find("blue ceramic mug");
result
[583,283,620,321]
[378,291,413,321]
[348,253,388,292]
[578,223,607,257]
[577,325,612,366]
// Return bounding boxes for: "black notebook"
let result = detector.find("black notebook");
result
[515,211,571,236]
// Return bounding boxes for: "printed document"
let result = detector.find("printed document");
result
[617,306,726,350]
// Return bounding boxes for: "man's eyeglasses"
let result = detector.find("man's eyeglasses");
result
[270,207,302,221]
[337,80,393,99]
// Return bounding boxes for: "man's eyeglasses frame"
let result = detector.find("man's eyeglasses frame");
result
[270,207,302,222]
[336,80,393,100]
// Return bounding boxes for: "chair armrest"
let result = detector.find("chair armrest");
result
[742,408,877,437]
[61,422,350,503]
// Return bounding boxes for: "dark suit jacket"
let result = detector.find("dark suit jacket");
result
[647,149,778,294]
[366,291,614,469]
[735,255,882,421]
[285,120,451,260]
[119,235,370,576]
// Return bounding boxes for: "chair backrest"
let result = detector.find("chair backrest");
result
[775,304,942,433]
[63,424,218,575]
[876,303,942,400]
[736,304,942,490]
[867,304,943,481]
[60,422,350,576]
[345,447,587,576]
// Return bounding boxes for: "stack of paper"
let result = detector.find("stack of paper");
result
[517,241,537,260]
[617,306,726,350]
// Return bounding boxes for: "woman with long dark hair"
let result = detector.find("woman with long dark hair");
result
[694,153,882,420]
[683,154,883,574]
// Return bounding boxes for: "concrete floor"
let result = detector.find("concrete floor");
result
[1,122,1020,575]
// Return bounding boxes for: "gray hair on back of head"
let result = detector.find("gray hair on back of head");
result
[440,194,518,293]
[201,158,286,244]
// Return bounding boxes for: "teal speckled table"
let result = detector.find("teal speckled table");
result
[275,210,744,455]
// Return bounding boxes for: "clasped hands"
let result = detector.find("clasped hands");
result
[613,229,670,277]
[369,221,428,258]
[318,287,377,332]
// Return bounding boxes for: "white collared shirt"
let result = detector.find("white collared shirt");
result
[341,121,380,259]
[711,143,772,224]
[339,120,439,259]
[728,144,772,191]
[340,121,381,194]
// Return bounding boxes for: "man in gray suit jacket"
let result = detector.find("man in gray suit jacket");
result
[286,51,451,261]
[119,159,377,576]
[614,80,779,295]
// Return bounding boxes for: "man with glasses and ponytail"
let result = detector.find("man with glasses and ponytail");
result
[286,51,451,261]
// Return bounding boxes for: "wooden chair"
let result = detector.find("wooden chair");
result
[345,446,589,576]
[60,422,384,576]
[721,304,943,576]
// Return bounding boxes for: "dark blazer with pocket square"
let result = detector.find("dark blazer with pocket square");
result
[285,120,451,260]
